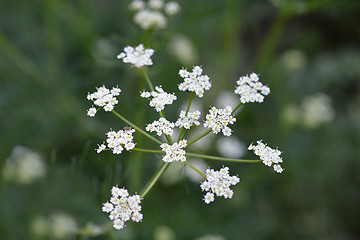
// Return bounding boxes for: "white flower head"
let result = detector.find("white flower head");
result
[160,140,187,162]
[117,44,154,68]
[175,110,201,129]
[141,86,177,112]
[87,86,121,117]
[164,1,180,15]
[178,66,211,97]
[248,140,284,173]
[234,73,270,103]
[102,187,143,230]
[146,117,175,136]
[203,106,236,136]
[200,167,240,204]
[98,128,136,155]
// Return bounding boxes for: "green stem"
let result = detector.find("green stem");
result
[177,92,194,142]
[112,110,162,145]
[133,148,164,154]
[140,162,169,198]
[160,110,173,144]
[185,161,206,178]
[232,102,242,114]
[139,68,154,92]
[186,152,262,163]
[187,129,212,147]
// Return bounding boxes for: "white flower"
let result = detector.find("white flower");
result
[300,93,334,128]
[200,167,240,204]
[141,86,177,112]
[134,10,167,30]
[102,187,143,230]
[98,128,136,155]
[203,106,236,136]
[117,44,154,68]
[146,117,175,136]
[160,140,187,162]
[234,73,270,103]
[248,140,284,173]
[178,66,211,97]
[2,146,46,184]
[175,110,201,129]
[129,0,146,11]
[164,1,180,15]
[49,213,78,239]
[149,0,164,9]
[87,86,121,116]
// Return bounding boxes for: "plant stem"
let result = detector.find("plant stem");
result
[177,92,194,142]
[112,110,162,145]
[139,68,154,92]
[133,148,164,154]
[186,152,262,163]
[185,161,206,178]
[187,129,212,147]
[140,162,169,198]
[232,102,242,114]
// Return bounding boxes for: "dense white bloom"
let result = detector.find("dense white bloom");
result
[2,146,46,184]
[200,167,240,204]
[102,186,143,230]
[134,10,167,30]
[160,140,187,162]
[117,44,154,68]
[141,86,177,112]
[146,117,175,136]
[87,86,121,117]
[234,73,270,103]
[97,128,136,154]
[178,66,211,97]
[164,1,180,15]
[248,140,284,173]
[175,110,201,129]
[203,106,236,136]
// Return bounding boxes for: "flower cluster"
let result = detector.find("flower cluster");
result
[102,186,143,230]
[175,110,201,129]
[117,44,154,68]
[87,86,121,117]
[129,0,180,30]
[146,117,175,136]
[97,128,136,154]
[178,66,211,97]
[234,73,270,103]
[248,140,284,173]
[160,140,187,162]
[140,86,177,112]
[200,167,240,204]
[204,106,236,136]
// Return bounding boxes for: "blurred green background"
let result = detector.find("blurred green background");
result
[1,0,360,239]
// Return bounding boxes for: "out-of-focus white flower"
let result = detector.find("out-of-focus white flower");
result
[2,146,46,184]
[282,104,300,125]
[49,213,78,239]
[167,34,197,66]
[30,216,49,238]
[281,49,307,72]
[300,93,334,128]
[215,90,239,109]
[216,136,246,159]
[164,1,180,15]
[134,10,167,30]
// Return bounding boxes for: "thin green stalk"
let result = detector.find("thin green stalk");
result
[133,148,164,154]
[177,92,194,142]
[112,110,162,145]
[232,102,242,114]
[139,68,154,92]
[141,162,169,198]
[186,152,262,163]
[187,129,212,147]
[160,111,173,144]
[185,161,206,179]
